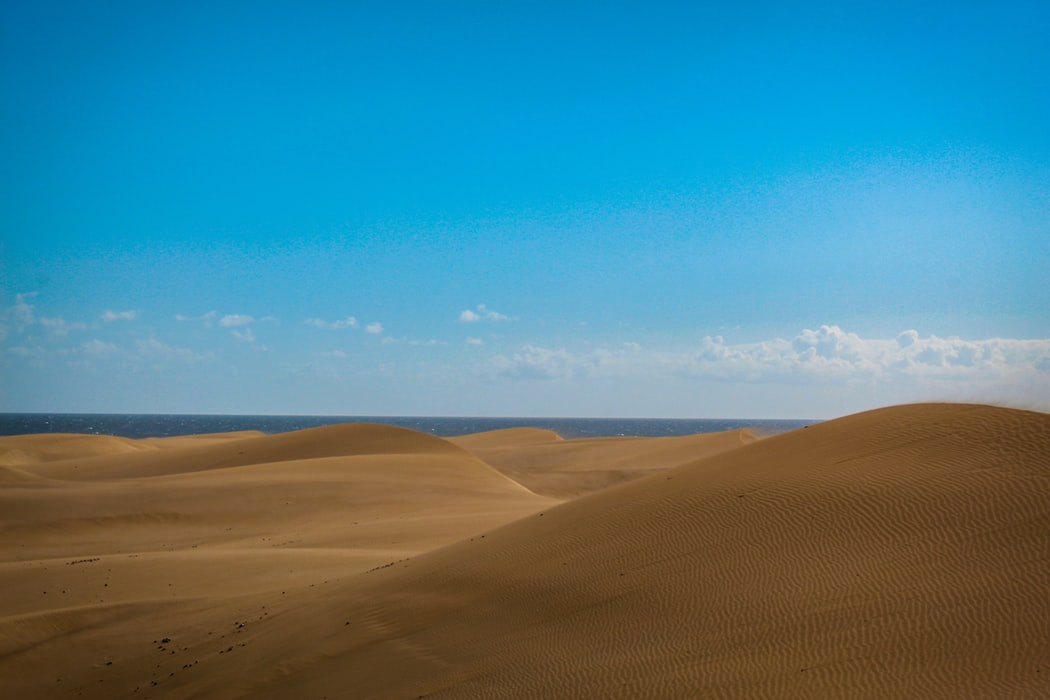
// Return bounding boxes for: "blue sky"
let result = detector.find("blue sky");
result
[2,0,1048,418]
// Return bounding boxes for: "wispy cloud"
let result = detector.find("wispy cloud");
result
[38,316,92,336]
[175,311,218,325]
[491,342,642,381]
[220,314,254,328]
[466,336,484,346]
[63,337,211,368]
[232,328,256,343]
[381,336,447,347]
[101,310,136,322]
[4,293,93,336]
[365,322,384,334]
[132,338,212,365]
[492,345,584,380]
[10,292,38,329]
[82,339,120,357]
[304,316,357,330]
[459,304,510,323]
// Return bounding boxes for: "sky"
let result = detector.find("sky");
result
[1,0,1048,418]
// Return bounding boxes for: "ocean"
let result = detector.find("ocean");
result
[0,413,815,440]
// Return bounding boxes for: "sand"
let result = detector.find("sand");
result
[1,403,1048,698]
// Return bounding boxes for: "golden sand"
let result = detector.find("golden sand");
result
[1,404,1048,698]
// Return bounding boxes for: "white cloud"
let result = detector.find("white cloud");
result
[660,326,1050,386]
[134,337,210,364]
[220,314,254,328]
[466,336,484,346]
[37,316,90,336]
[10,292,38,329]
[381,336,447,347]
[492,345,588,380]
[38,317,69,335]
[459,304,509,322]
[7,345,43,359]
[175,311,218,325]
[82,339,119,357]
[1,293,90,336]
[490,342,650,381]
[232,328,255,343]
[62,338,210,367]
[487,327,1050,411]
[365,322,383,334]
[0,293,86,337]
[305,316,357,330]
[6,344,46,367]
[102,310,136,322]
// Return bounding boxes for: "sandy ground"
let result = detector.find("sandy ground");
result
[1,403,1047,698]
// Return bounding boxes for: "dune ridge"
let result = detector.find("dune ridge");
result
[1,404,1048,698]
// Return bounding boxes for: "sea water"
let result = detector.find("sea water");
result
[0,413,814,439]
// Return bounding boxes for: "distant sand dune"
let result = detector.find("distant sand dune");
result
[16,422,486,480]
[0,433,155,466]
[1,404,1048,698]
[453,426,758,497]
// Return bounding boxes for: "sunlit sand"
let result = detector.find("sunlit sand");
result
[1,404,1048,698]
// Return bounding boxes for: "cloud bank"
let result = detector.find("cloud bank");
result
[490,325,1050,409]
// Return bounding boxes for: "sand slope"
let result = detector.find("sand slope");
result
[2,404,1049,699]
[0,424,556,699]
[255,404,1050,698]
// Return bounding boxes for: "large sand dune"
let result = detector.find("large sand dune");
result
[1,404,1048,698]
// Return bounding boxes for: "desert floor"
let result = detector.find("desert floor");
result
[1,403,1048,698]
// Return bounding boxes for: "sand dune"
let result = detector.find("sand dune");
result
[1,424,549,561]
[2,404,1048,698]
[0,423,557,699]
[19,422,482,480]
[0,433,155,466]
[452,426,758,497]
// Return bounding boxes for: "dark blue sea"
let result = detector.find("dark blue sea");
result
[0,414,815,439]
